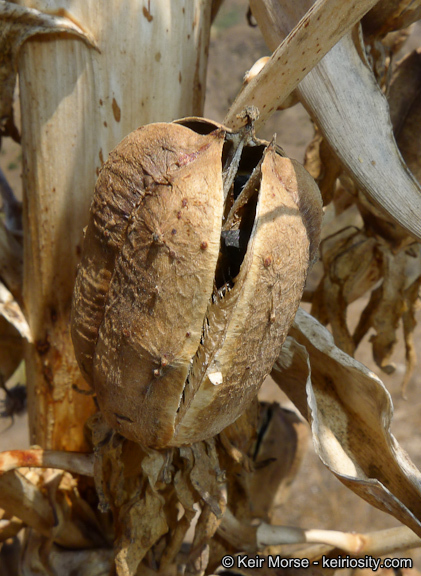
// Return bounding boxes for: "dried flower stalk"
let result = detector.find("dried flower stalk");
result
[15,0,212,450]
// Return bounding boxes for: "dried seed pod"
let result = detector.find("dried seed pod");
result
[71,117,322,449]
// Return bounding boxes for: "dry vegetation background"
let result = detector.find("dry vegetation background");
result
[1,0,421,569]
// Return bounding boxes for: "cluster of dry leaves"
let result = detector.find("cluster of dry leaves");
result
[0,1,421,575]
[306,27,421,397]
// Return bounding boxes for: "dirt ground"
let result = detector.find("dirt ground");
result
[1,0,421,570]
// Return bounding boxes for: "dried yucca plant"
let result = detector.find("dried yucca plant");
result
[1,1,421,575]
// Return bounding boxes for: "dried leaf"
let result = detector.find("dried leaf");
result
[273,308,421,537]
[303,43,421,385]
[219,398,259,472]
[185,505,219,576]
[401,276,421,397]
[88,414,230,573]
[219,400,308,523]
[272,335,310,421]
[0,2,97,132]
[224,0,379,130]
[362,0,421,37]
[190,440,226,519]
[304,128,342,206]
[247,403,309,519]
[249,0,421,239]
[299,30,421,240]
[45,471,107,549]
[389,48,421,183]
[304,126,343,206]
[352,245,420,379]
[311,228,382,356]
[115,484,168,576]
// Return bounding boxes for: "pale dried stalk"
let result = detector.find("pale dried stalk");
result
[219,510,421,557]
[290,526,421,559]
[358,526,421,557]
[219,509,365,554]
[16,0,212,451]
[224,0,379,131]
[0,449,94,477]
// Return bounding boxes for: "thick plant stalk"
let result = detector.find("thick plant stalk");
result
[16,0,212,451]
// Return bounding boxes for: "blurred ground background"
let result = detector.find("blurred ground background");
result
[1,0,421,569]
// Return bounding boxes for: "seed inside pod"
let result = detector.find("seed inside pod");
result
[71,116,323,449]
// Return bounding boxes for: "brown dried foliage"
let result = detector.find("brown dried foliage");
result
[305,37,421,395]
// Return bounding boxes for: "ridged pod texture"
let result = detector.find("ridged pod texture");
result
[71,119,323,448]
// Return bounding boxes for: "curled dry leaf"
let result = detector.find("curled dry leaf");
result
[0,466,109,557]
[250,0,421,240]
[249,404,309,515]
[353,246,420,375]
[272,309,421,537]
[207,401,308,572]
[310,227,382,356]
[305,44,421,390]
[219,401,308,523]
[298,30,421,241]
[0,470,54,539]
[71,116,322,449]
[310,228,421,392]
[0,2,97,137]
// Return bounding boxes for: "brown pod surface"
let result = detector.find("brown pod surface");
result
[71,118,323,448]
